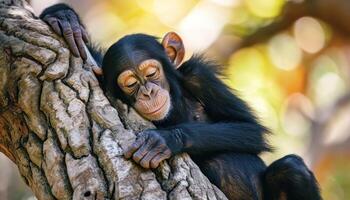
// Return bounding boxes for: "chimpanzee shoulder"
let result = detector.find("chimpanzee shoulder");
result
[178,55,266,125]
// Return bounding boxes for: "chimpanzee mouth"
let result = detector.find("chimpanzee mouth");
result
[146,97,168,115]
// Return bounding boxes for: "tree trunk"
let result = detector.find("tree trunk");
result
[0,1,227,200]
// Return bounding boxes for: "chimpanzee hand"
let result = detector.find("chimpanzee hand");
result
[40,5,89,59]
[124,130,183,169]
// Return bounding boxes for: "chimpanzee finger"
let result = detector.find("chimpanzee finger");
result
[139,144,164,169]
[44,17,62,36]
[132,138,157,164]
[81,25,90,43]
[123,136,146,159]
[67,12,87,60]
[57,13,80,57]
[150,150,171,169]
[75,37,87,60]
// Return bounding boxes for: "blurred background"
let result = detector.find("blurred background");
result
[1,0,350,199]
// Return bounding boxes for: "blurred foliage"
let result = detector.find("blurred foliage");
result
[1,0,349,199]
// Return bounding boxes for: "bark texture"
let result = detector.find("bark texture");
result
[0,1,227,200]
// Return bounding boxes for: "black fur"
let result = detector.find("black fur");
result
[263,155,322,200]
[169,55,271,155]
[101,34,321,200]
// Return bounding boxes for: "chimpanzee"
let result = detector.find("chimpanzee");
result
[40,4,322,200]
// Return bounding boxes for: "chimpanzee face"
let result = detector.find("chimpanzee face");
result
[102,32,185,121]
[117,58,171,121]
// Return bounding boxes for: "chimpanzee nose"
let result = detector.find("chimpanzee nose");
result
[142,87,151,96]
[140,85,153,98]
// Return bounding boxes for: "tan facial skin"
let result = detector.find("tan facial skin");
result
[117,59,171,121]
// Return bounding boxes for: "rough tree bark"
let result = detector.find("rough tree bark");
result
[0,1,227,199]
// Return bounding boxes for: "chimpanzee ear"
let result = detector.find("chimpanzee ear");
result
[161,32,185,69]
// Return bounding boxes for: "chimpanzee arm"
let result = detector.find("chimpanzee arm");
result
[161,122,270,156]
[163,55,272,155]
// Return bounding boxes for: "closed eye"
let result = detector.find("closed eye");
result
[124,76,138,88]
[146,71,157,78]
[127,81,137,88]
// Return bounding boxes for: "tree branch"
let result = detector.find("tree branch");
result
[0,1,227,199]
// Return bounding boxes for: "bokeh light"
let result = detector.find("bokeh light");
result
[244,0,284,18]
[268,33,302,71]
[314,72,346,106]
[179,0,232,51]
[281,93,313,137]
[294,17,326,54]
[153,0,195,27]
[309,55,346,107]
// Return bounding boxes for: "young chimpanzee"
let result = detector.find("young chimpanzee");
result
[40,4,322,200]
